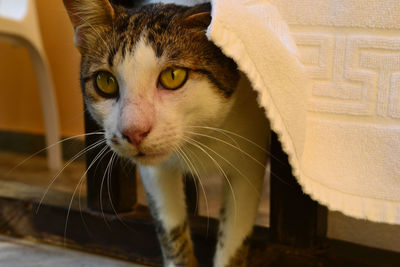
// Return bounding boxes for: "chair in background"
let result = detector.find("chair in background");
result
[0,0,62,170]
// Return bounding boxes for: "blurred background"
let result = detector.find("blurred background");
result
[0,0,82,138]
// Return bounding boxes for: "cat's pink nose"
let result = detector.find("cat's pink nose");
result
[122,127,151,146]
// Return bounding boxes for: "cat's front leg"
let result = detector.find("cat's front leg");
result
[214,171,265,267]
[139,165,197,267]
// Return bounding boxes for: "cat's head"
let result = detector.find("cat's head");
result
[63,0,239,165]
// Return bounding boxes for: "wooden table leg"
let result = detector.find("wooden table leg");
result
[269,132,327,247]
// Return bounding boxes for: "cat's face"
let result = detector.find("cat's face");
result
[64,0,238,165]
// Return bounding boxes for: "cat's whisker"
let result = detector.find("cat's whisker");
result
[64,144,109,245]
[175,147,200,215]
[8,131,105,175]
[77,172,93,238]
[182,136,238,227]
[175,144,210,236]
[63,170,88,246]
[121,157,133,173]
[106,153,129,224]
[186,126,242,153]
[36,138,107,214]
[186,137,260,196]
[186,131,294,189]
[106,153,117,215]
[186,131,267,169]
[99,150,115,230]
[266,165,296,189]
[185,125,266,152]
[178,146,211,236]
[186,125,288,167]
[105,155,138,232]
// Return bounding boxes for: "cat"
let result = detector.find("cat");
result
[63,1,270,266]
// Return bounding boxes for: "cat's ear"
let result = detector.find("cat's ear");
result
[183,12,211,28]
[63,0,115,51]
[183,4,212,29]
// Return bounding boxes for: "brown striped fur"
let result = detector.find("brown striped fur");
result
[159,221,198,267]
[147,193,197,266]
[226,238,251,267]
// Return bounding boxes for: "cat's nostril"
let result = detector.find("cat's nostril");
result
[122,134,131,142]
[111,137,120,145]
[140,129,150,138]
[122,127,151,146]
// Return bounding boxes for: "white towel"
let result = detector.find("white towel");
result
[154,0,400,225]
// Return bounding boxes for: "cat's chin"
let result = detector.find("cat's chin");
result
[132,152,171,166]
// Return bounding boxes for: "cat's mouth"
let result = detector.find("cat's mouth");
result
[133,151,169,165]
[108,138,172,165]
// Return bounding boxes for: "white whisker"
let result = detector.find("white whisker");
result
[186,130,293,189]
[78,171,92,237]
[178,147,210,235]
[182,136,237,227]
[176,147,200,214]
[64,144,109,244]
[186,126,242,153]
[36,138,107,214]
[186,131,266,169]
[186,125,287,167]
[105,155,138,232]
[187,137,259,195]
[100,150,116,230]
[185,125,265,151]
[8,131,105,175]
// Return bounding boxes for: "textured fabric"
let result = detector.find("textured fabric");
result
[154,0,400,224]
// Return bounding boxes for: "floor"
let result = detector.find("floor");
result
[0,151,87,195]
[0,235,141,267]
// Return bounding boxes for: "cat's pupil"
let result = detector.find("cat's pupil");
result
[171,70,175,80]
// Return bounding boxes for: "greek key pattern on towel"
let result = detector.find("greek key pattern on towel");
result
[293,33,400,119]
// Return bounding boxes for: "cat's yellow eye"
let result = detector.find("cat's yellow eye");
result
[95,71,119,97]
[159,67,188,90]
